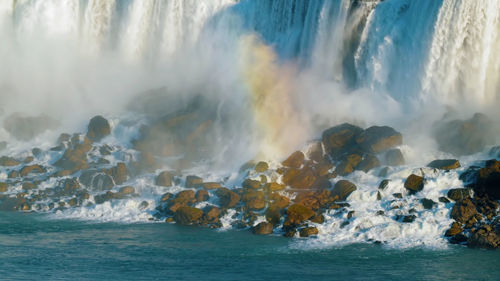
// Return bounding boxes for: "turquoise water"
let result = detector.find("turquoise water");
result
[0,212,499,281]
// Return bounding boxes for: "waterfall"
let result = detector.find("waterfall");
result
[423,0,500,107]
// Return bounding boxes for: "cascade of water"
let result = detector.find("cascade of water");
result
[423,0,500,108]
[82,0,116,55]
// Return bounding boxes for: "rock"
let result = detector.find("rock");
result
[322,123,363,159]
[355,126,402,153]
[174,206,203,225]
[265,206,282,225]
[284,204,315,226]
[254,161,269,173]
[378,179,390,190]
[439,197,451,203]
[264,182,286,192]
[109,162,128,185]
[468,225,500,249]
[404,174,424,194]
[242,179,261,189]
[185,175,203,188]
[299,227,319,237]
[378,167,390,177]
[402,215,416,223]
[32,148,42,157]
[160,192,173,202]
[473,159,500,200]
[3,113,59,141]
[174,190,196,204]
[433,113,495,156]
[55,178,80,196]
[421,198,436,209]
[252,222,273,235]
[306,142,324,163]
[119,186,135,195]
[355,154,381,172]
[156,171,173,187]
[393,193,403,199]
[139,201,149,210]
[54,142,91,172]
[332,180,357,201]
[242,190,266,210]
[451,198,477,223]
[385,149,405,166]
[79,170,114,191]
[282,151,305,168]
[282,168,316,189]
[20,165,45,177]
[269,193,290,209]
[447,188,471,201]
[445,222,463,237]
[203,206,221,223]
[0,182,7,192]
[86,115,111,142]
[335,154,362,176]
[195,190,209,202]
[216,188,240,208]
[427,159,461,170]
[22,182,36,190]
[0,156,20,166]
[311,214,325,223]
[202,182,222,190]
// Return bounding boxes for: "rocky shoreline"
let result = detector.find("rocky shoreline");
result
[0,112,499,249]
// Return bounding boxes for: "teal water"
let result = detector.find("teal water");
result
[0,212,499,281]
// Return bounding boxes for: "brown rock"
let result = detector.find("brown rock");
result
[447,188,471,201]
[332,180,357,201]
[203,206,221,223]
[264,182,285,192]
[216,188,240,208]
[86,115,111,142]
[20,164,46,177]
[254,161,269,173]
[174,206,203,225]
[282,168,316,189]
[22,182,36,190]
[252,222,273,235]
[8,170,19,178]
[306,142,324,163]
[269,193,290,209]
[174,190,196,204]
[282,151,305,168]
[451,198,477,223]
[474,159,500,200]
[299,227,319,237]
[322,123,363,159]
[186,175,203,188]
[242,179,261,189]
[356,126,403,153]
[404,174,424,194]
[445,222,463,237]
[156,171,173,187]
[468,225,500,249]
[202,182,222,190]
[160,192,173,202]
[195,190,209,202]
[284,204,315,226]
[109,162,128,185]
[119,186,135,195]
[427,159,461,170]
[0,156,20,166]
[265,206,282,225]
[0,182,8,192]
[355,154,381,172]
[335,154,362,176]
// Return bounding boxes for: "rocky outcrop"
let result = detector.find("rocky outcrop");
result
[332,180,356,201]
[252,222,274,235]
[174,206,203,225]
[427,159,461,170]
[86,115,111,142]
[156,171,173,187]
[355,126,403,154]
[404,174,424,194]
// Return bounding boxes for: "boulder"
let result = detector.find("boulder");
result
[433,113,495,156]
[355,154,381,172]
[284,204,315,226]
[55,178,80,196]
[335,154,362,176]
[282,151,305,168]
[203,206,221,223]
[119,186,135,195]
[22,182,36,190]
[322,123,363,159]
[174,206,203,225]
[86,115,111,142]
[20,164,46,177]
[216,188,240,208]
[0,156,20,167]
[332,180,357,201]
[242,190,266,210]
[0,182,7,192]
[252,222,273,235]
[268,193,290,209]
[242,179,261,189]
[468,225,500,249]
[473,159,500,200]
[427,159,461,170]
[202,182,222,190]
[254,161,269,173]
[445,222,463,237]
[282,168,316,189]
[109,162,128,185]
[404,174,424,194]
[185,175,203,188]
[355,126,402,153]
[421,198,436,209]
[306,142,324,163]
[264,182,285,192]
[447,188,471,201]
[450,198,477,223]
[195,190,209,202]
[156,171,173,187]
[378,179,390,190]
[385,149,405,166]
[265,206,282,225]
[299,227,319,237]
[54,142,91,172]
[79,170,114,191]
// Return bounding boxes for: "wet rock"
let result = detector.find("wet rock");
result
[447,188,471,201]
[173,190,196,205]
[0,196,26,211]
[202,182,222,190]
[468,225,500,249]
[404,174,424,194]
[216,188,240,209]
[264,182,285,192]
[242,179,261,190]
[20,165,45,177]
[156,171,173,187]
[282,151,305,168]
[322,123,363,159]
[421,198,436,209]
[385,149,405,166]
[451,198,477,223]
[203,206,221,223]
[402,215,416,223]
[138,201,149,210]
[299,227,319,237]
[22,182,36,190]
[268,193,290,209]
[94,191,122,204]
[55,178,80,196]
[79,170,114,191]
[335,154,362,176]
[160,192,173,202]
[355,154,381,172]
[445,222,464,237]
[378,179,390,190]
[393,193,403,199]
[332,180,357,201]
[242,190,266,210]
[311,214,325,223]
[0,156,20,167]
[119,186,135,195]
[266,206,282,225]
[427,159,461,170]
[86,115,111,142]
[0,182,7,192]
[254,161,269,173]
[355,126,403,153]
[282,168,316,189]
[306,142,324,163]
[174,206,203,225]
[439,197,451,203]
[54,142,91,172]
[185,175,203,188]
[252,222,273,235]
[473,159,500,200]
[284,204,315,227]
[433,113,495,156]
[109,162,128,185]
[31,148,42,157]
[195,190,209,202]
